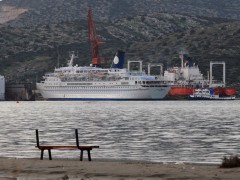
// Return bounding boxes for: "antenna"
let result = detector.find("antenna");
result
[57,46,60,68]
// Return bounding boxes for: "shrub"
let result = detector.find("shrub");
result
[220,155,240,168]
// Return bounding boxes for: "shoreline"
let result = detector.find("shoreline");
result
[0,157,239,179]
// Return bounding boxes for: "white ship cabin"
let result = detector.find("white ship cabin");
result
[163,64,204,81]
[48,66,147,77]
[41,56,165,87]
[162,52,208,86]
[194,88,210,95]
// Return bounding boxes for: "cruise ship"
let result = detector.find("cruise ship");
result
[0,75,5,100]
[36,51,170,100]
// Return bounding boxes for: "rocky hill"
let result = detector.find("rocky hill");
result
[0,12,239,86]
[127,22,240,85]
[0,5,27,24]
[0,0,240,26]
[0,0,239,90]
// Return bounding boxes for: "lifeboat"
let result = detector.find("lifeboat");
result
[168,86,195,96]
[213,87,236,96]
[213,87,224,95]
[223,87,236,96]
[169,86,236,97]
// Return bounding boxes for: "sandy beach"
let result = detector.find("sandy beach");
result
[0,157,239,180]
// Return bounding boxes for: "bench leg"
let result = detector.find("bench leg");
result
[80,150,83,161]
[87,150,91,161]
[40,149,44,160]
[48,149,52,160]
[80,149,93,161]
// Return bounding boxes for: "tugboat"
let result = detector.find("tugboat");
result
[189,88,235,100]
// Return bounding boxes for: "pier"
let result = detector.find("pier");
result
[5,83,35,101]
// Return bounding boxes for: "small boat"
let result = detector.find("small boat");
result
[189,88,235,100]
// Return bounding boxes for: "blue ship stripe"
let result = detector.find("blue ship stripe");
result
[47,98,165,101]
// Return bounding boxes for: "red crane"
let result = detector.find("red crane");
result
[88,8,102,66]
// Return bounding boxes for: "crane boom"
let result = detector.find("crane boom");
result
[88,8,101,66]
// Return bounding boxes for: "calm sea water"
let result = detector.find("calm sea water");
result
[0,100,240,163]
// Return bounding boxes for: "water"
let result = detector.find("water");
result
[0,100,240,163]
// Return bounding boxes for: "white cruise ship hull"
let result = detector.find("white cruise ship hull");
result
[37,83,170,100]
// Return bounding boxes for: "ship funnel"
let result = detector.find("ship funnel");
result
[111,50,125,69]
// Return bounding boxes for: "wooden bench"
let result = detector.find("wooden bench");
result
[35,129,99,161]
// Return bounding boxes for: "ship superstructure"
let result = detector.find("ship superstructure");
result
[164,52,208,88]
[36,51,170,100]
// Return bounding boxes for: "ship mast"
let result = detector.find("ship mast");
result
[179,51,184,68]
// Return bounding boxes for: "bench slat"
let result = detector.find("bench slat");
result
[36,145,77,149]
[36,145,99,149]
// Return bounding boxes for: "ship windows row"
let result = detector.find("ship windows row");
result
[135,81,165,85]
[45,86,140,89]
[67,83,93,85]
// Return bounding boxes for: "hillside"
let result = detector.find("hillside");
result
[0,5,27,24]
[0,12,239,86]
[0,0,239,90]
[127,22,240,85]
[0,13,214,76]
[0,0,240,26]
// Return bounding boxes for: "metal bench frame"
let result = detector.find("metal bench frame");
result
[35,129,99,161]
